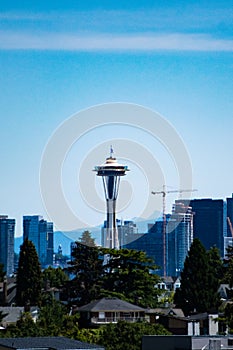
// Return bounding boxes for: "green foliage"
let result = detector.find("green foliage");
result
[174,239,222,315]
[67,242,103,305]
[97,321,170,350]
[75,327,102,344]
[7,312,43,337]
[222,303,233,333]
[79,230,96,247]
[101,248,160,308]
[222,245,233,287]
[37,297,67,336]
[16,239,42,306]
[206,246,222,311]
[42,266,68,289]
[66,242,160,307]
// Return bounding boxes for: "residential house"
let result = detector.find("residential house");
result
[0,306,38,328]
[0,277,16,306]
[76,297,146,327]
[147,308,219,336]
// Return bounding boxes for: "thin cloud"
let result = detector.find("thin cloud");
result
[0,8,232,33]
[0,31,232,52]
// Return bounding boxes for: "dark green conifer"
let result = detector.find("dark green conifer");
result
[16,238,42,306]
[174,238,221,315]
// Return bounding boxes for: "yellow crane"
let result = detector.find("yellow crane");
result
[151,185,197,276]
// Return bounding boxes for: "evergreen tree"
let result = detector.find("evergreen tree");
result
[222,245,233,287]
[66,242,103,305]
[101,248,160,308]
[174,238,221,315]
[16,239,42,306]
[79,230,96,247]
[206,246,222,311]
[42,266,68,289]
[66,244,160,307]
[97,321,170,350]
[38,296,67,336]
[14,312,43,337]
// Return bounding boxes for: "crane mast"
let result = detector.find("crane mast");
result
[151,185,197,277]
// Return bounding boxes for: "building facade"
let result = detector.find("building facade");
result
[190,199,224,256]
[23,215,54,267]
[0,216,15,276]
[166,202,193,277]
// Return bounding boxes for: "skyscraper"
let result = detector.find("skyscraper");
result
[166,201,193,276]
[227,194,233,237]
[0,215,15,276]
[224,194,233,257]
[190,199,224,256]
[94,148,129,249]
[23,215,54,266]
[125,219,168,276]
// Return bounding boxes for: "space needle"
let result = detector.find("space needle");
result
[94,147,129,249]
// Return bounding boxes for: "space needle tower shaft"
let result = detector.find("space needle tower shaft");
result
[94,147,129,249]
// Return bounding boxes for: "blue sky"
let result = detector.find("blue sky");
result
[0,1,233,236]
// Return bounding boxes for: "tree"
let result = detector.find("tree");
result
[66,242,103,305]
[42,266,68,289]
[79,230,96,247]
[15,312,43,337]
[66,244,160,308]
[97,321,170,350]
[38,296,67,336]
[16,239,42,306]
[174,238,221,315]
[206,246,222,311]
[222,245,233,287]
[101,248,160,308]
[208,246,223,282]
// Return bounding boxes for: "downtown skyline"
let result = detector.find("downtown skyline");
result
[0,0,232,236]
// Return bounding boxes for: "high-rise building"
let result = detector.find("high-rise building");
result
[227,194,233,237]
[0,215,15,276]
[101,219,138,248]
[223,194,233,257]
[23,215,54,267]
[94,148,129,249]
[190,199,224,256]
[166,202,193,277]
[118,220,138,247]
[124,218,169,276]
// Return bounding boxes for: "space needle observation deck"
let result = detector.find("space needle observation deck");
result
[94,147,129,249]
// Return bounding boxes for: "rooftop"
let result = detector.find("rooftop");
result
[77,297,145,312]
[0,337,104,350]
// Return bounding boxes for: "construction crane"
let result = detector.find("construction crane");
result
[151,185,197,277]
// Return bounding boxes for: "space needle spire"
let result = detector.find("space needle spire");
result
[94,147,129,249]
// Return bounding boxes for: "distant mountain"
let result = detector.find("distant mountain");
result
[131,211,162,233]
[14,232,73,256]
[62,228,101,246]
[14,230,99,257]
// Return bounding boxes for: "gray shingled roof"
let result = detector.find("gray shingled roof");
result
[77,297,145,312]
[0,306,38,326]
[0,337,104,349]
